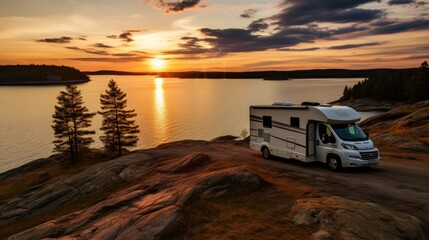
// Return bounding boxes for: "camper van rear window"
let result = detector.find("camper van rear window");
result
[263,116,272,128]
[291,117,300,128]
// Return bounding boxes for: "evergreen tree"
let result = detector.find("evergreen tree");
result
[52,85,96,161]
[99,79,139,156]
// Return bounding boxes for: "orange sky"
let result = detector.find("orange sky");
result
[0,0,428,71]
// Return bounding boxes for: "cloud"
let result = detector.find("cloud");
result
[388,0,414,5]
[278,47,320,51]
[145,0,203,13]
[65,46,109,55]
[164,0,428,57]
[387,0,428,7]
[328,42,384,49]
[271,0,384,27]
[197,25,332,53]
[93,43,114,48]
[369,18,429,34]
[240,8,257,18]
[106,30,136,42]
[65,57,147,62]
[119,32,134,42]
[35,36,73,44]
[248,19,269,32]
[401,54,429,59]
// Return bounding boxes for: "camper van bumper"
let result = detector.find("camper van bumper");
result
[340,149,380,167]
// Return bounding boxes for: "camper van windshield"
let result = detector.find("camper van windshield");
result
[331,123,369,141]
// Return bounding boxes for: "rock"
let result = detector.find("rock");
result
[360,100,429,152]
[0,153,153,226]
[290,196,428,240]
[158,153,211,173]
[371,133,429,152]
[8,164,265,239]
[211,135,239,142]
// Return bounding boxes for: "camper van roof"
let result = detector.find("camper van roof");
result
[314,105,361,123]
[250,104,361,123]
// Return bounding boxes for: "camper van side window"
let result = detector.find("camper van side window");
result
[291,117,300,128]
[263,116,272,128]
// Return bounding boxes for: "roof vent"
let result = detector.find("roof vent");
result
[301,101,320,106]
[273,101,293,106]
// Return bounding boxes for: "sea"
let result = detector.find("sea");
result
[0,76,379,173]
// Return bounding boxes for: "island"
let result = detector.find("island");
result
[0,65,90,85]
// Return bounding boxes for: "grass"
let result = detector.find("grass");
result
[169,187,315,240]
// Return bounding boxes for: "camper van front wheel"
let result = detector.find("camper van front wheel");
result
[262,147,271,159]
[327,155,342,171]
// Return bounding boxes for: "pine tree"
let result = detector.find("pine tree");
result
[99,79,139,156]
[52,85,96,161]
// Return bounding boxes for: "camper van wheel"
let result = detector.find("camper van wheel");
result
[327,155,342,171]
[262,147,271,159]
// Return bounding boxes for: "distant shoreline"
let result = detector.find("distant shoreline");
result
[85,68,407,79]
[0,79,90,86]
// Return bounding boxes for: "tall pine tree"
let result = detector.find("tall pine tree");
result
[99,79,139,156]
[52,85,96,161]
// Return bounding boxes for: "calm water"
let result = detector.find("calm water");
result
[0,76,375,173]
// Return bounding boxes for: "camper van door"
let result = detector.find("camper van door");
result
[316,124,335,163]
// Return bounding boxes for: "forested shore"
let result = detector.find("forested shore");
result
[0,65,89,85]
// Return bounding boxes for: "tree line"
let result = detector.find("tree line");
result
[52,79,139,161]
[0,65,89,83]
[341,61,429,102]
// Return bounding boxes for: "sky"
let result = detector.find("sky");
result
[0,0,428,72]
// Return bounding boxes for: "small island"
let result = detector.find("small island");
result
[0,65,90,85]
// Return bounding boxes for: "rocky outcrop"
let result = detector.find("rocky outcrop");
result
[333,98,403,112]
[5,152,265,240]
[0,153,154,225]
[290,196,428,240]
[360,100,429,152]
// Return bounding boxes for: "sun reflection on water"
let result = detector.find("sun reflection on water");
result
[154,77,167,143]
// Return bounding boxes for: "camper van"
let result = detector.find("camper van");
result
[249,102,380,171]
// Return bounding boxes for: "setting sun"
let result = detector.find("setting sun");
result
[151,58,166,71]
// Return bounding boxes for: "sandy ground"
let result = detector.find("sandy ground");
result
[143,140,429,226]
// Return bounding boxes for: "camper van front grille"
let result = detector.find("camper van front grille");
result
[360,151,378,160]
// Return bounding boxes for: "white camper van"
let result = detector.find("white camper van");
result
[249,102,380,171]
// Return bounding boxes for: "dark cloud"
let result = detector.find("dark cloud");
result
[164,0,428,57]
[65,57,147,62]
[278,47,320,51]
[123,29,145,33]
[388,0,414,5]
[248,19,269,32]
[401,54,429,59]
[240,8,257,18]
[106,30,136,42]
[388,0,428,7]
[369,18,429,34]
[119,32,134,42]
[328,42,383,49]
[163,36,209,55]
[146,0,203,13]
[93,43,114,48]
[65,46,109,55]
[331,25,368,35]
[198,25,332,53]
[271,0,383,27]
[36,36,73,44]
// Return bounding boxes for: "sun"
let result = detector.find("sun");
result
[151,58,166,71]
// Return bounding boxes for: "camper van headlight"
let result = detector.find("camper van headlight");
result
[341,143,358,150]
